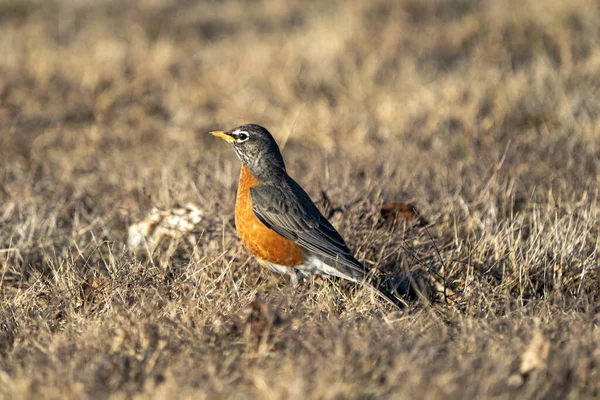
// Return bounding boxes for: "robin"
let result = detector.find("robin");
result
[210,124,404,309]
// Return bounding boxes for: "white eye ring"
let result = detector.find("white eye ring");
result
[236,132,249,142]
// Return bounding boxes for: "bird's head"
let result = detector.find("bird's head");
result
[210,124,286,177]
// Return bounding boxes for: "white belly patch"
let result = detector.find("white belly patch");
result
[258,256,360,284]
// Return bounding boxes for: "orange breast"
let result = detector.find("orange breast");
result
[235,165,304,266]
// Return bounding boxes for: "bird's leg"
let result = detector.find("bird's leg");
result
[288,270,299,288]
[288,269,312,289]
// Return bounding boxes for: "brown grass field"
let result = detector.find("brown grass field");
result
[1,0,600,398]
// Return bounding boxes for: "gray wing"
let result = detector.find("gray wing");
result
[250,179,366,280]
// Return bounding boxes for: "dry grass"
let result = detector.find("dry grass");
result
[1,0,599,398]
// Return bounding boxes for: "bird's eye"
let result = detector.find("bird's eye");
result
[237,132,249,142]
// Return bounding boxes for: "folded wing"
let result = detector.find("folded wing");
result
[250,179,366,280]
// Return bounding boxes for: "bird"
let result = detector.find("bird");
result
[210,124,405,309]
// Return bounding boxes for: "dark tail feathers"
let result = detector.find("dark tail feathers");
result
[368,279,407,309]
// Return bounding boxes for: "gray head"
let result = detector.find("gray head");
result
[210,124,286,177]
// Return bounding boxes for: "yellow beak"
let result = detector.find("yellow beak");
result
[209,130,235,142]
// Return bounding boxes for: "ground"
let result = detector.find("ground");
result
[1,0,599,398]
